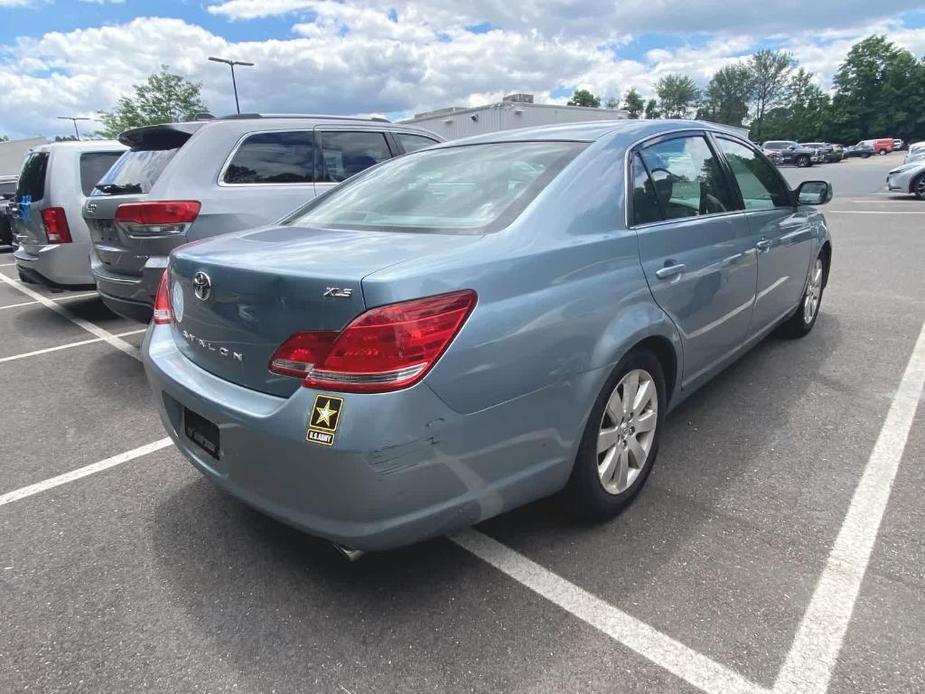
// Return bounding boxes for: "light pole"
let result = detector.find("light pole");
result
[208,56,255,114]
[57,116,91,140]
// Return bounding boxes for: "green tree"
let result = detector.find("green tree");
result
[697,64,752,126]
[644,98,660,119]
[831,35,925,144]
[787,68,832,141]
[655,74,700,118]
[605,96,621,109]
[623,88,644,119]
[748,50,795,141]
[97,66,209,138]
[567,89,601,108]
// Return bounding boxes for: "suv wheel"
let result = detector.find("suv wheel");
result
[913,173,925,201]
[561,349,666,520]
[795,154,810,168]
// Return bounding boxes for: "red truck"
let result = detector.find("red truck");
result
[870,138,894,155]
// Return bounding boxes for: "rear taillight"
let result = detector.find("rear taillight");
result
[269,290,477,393]
[115,201,200,236]
[41,207,71,243]
[153,270,171,324]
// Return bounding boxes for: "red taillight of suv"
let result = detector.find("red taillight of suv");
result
[115,201,201,235]
[41,207,71,243]
[269,290,477,393]
[152,270,172,324]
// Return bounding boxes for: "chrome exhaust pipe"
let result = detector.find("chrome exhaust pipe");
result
[331,542,365,561]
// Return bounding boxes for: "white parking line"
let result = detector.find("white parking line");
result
[0,273,141,361]
[0,292,98,311]
[0,438,172,508]
[773,319,925,694]
[452,529,765,694]
[0,328,146,364]
[0,262,16,267]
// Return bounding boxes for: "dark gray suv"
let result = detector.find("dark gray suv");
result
[83,114,441,322]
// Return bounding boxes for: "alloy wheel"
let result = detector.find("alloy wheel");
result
[597,369,658,495]
[915,175,925,200]
[804,258,823,324]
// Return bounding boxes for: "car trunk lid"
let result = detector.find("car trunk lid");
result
[168,224,482,396]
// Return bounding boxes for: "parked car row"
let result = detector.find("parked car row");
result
[0,175,17,246]
[8,115,441,303]
[4,117,838,554]
[760,137,904,166]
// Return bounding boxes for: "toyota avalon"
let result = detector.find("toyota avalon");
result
[143,120,833,554]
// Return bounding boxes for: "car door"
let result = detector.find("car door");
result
[313,128,396,198]
[631,133,756,385]
[713,136,815,333]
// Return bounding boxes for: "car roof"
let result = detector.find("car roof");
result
[431,119,747,147]
[28,139,126,154]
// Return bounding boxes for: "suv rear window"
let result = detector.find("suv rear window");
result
[16,152,49,201]
[223,131,316,184]
[319,131,392,183]
[93,149,179,195]
[79,151,124,196]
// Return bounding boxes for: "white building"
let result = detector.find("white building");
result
[401,94,629,140]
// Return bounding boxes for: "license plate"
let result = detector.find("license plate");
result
[184,407,220,460]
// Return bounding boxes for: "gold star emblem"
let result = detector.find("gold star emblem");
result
[315,400,338,427]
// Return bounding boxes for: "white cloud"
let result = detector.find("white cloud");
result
[0,6,924,139]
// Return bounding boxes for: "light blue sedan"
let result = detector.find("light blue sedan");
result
[142,120,833,554]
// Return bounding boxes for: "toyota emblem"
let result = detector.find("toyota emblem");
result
[192,271,212,301]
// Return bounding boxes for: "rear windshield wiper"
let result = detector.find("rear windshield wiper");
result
[93,183,143,195]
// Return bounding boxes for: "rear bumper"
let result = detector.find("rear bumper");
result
[143,324,593,551]
[13,242,94,288]
[90,251,165,322]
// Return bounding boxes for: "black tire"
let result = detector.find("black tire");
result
[912,172,925,201]
[862,153,871,159]
[560,348,666,520]
[780,253,825,338]
[878,149,887,156]
[795,154,810,168]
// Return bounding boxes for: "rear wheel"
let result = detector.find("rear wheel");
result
[795,155,810,168]
[780,255,825,338]
[561,349,666,520]
[878,149,888,156]
[912,173,925,200]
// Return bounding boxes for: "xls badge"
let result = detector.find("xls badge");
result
[306,394,343,446]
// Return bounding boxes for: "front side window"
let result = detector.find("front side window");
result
[287,141,586,234]
[717,138,792,210]
[79,151,124,196]
[638,136,735,219]
[16,152,49,201]
[223,131,315,184]
[318,131,392,183]
[396,132,439,154]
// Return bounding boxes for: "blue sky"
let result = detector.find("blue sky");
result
[1,1,924,139]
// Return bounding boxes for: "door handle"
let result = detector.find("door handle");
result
[756,238,772,252]
[655,263,686,280]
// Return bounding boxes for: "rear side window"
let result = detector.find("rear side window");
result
[638,136,736,220]
[716,138,792,209]
[16,152,49,201]
[396,132,439,154]
[79,151,124,196]
[319,131,392,183]
[94,149,179,195]
[631,154,663,225]
[223,131,315,184]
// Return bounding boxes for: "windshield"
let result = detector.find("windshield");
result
[285,141,587,234]
[92,148,179,196]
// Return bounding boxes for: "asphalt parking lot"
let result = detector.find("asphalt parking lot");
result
[1,153,923,693]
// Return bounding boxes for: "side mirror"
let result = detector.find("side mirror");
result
[795,180,832,206]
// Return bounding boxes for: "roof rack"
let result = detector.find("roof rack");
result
[215,113,391,123]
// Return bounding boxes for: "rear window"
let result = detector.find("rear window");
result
[93,149,179,195]
[16,152,49,201]
[286,141,586,234]
[79,151,124,196]
[223,131,316,184]
[319,131,392,183]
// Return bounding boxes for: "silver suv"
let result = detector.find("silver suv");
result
[12,141,126,287]
[83,114,441,322]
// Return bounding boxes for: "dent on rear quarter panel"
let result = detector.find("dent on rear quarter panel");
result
[362,135,677,416]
